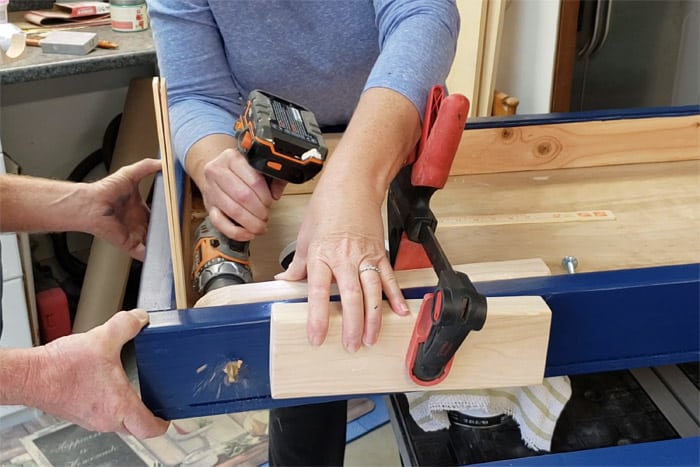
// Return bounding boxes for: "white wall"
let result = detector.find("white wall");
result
[495,0,561,115]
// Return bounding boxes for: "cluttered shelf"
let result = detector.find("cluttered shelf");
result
[0,10,156,84]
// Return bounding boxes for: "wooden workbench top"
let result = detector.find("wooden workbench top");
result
[244,159,699,282]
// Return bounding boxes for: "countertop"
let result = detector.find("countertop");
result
[0,11,156,85]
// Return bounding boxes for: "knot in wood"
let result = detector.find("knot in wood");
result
[531,137,561,161]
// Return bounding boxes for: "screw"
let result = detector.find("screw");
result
[562,256,578,274]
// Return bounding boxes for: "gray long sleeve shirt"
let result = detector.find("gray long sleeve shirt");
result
[147,0,460,167]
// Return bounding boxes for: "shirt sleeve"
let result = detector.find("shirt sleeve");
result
[367,0,460,117]
[148,0,243,167]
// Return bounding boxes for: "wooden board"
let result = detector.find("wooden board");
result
[152,77,188,309]
[452,114,700,175]
[195,258,550,309]
[270,296,551,399]
[254,160,700,281]
[476,0,506,117]
[445,0,488,116]
[283,113,700,195]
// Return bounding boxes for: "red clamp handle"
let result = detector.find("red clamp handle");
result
[405,291,454,386]
[392,86,470,272]
[412,91,469,189]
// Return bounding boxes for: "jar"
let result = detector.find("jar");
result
[0,0,8,25]
[110,0,149,32]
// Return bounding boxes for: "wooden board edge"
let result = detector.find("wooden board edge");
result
[282,114,700,195]
[152,77,188,309]
[194,258,551,309]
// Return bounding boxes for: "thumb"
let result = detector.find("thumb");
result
[102,309,150,345]
[270,179,287,200]
[275,257,307,281]
[122,158,162,181]
[123,400,170,439]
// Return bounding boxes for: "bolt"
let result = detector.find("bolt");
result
[562,256,578,274]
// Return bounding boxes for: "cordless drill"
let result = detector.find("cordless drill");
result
[192,90,327,295]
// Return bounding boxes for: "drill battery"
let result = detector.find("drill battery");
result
[234,90,327,184]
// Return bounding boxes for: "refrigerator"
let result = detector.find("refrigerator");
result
[570,0,699,111]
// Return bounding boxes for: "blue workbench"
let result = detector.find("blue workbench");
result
[136,105,700,465]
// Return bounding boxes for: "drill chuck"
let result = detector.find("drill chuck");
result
[195,258,252,294]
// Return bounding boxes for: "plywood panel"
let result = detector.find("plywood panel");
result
[446,0,488,115]
[152,77,188,309]
[253,160,700,282]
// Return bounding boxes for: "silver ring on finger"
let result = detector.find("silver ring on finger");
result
[359,264,381,274]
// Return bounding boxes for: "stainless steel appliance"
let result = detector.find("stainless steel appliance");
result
[571,0,699,111]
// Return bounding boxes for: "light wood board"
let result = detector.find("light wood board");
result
[270,296,552,398]
[195,258,551,309]
[283,114,699,195]
[252,160,700,281]
[446,0,488,116]
[152,77,188,309]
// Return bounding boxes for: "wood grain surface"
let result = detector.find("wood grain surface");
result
[270,296,552,398]
[250,160,700,283]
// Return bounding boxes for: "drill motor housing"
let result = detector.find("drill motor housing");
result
[192,217,253,295]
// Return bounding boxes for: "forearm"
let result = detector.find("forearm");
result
[0,174,92,233]
[317,87,420,201]
[0,347,40,406]
[185,133,238,190]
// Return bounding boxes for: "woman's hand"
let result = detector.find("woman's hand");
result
[185,135,287,242]
[198,148,286,240]
[277,179,409,352]
[275,88,420,353]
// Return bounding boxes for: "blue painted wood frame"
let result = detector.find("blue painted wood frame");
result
[135,263,699,420]
[477,436,700,466]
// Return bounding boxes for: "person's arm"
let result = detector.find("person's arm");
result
[0,174,96,233]
[148,0,283,240]
[0,310,169,438]
[278,87,419,350]
[0,158,161,261]
[278,0,460,351]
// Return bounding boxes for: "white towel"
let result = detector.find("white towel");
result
[406,376,572,452]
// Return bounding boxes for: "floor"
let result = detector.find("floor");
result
[345,423,401,466]
[0,403,402,467]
